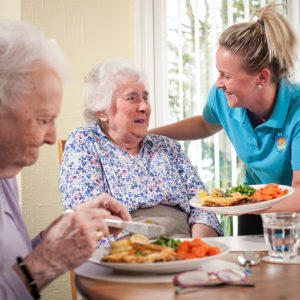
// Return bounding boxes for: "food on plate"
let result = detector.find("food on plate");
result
[200,192,250,207]
[175,238,220,260]
[102,235,220,263]
[129,233,150,244]
[224,184,256,197]
[102,239,175,263]
[151,235,181,250]
[198,183,287,207]
[250,183,288,201]
[199,186,253,207]
[109,239,134,254]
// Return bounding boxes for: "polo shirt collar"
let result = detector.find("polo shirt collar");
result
[228,78,291,129]
[228,107,248,127]
[264,78,291,129]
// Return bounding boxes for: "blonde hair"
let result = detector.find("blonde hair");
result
[219,3,298,83]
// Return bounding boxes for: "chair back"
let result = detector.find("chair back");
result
[57,139,67,165]
[57,139,77,300]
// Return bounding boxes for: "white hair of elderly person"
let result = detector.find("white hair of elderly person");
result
[0,20,130,300]
[82,57,149,125]
[59,58,222,246]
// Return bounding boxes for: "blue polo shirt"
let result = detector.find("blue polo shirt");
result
[203,78,300,185]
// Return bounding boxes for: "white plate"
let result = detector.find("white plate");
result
[189,184,294,214]
[89,241,229,274]
[75,259,240,283]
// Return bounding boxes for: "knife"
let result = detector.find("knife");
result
[104,219,165,237]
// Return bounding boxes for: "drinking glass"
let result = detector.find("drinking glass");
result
[261,213,300,260]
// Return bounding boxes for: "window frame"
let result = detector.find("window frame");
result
[135,0,168,129]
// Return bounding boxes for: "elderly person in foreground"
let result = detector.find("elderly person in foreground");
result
[59,58,223,246]
[0,21,130,299]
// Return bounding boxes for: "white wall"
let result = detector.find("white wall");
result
[0,0,20,20]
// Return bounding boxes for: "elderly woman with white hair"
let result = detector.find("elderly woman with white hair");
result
[59,58,223,246]
[0,21,130,299]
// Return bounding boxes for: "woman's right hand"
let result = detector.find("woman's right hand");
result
[22,194,130,290]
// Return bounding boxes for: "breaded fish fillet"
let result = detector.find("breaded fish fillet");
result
[201,192,251,207]
[102,242,175,263]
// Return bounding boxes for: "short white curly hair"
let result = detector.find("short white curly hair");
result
[82,57,148,125]
[0,20,66,107]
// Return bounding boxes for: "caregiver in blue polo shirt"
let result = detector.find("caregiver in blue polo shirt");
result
[150,3,300,235]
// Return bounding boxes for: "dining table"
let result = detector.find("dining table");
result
[74,235,300,300]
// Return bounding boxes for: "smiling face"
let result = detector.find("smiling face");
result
[215,46,259,108]
[0,64,62,177]
[99,75,151,148]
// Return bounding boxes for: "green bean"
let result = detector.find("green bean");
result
[225,184,256,196]
[151,235,181,250]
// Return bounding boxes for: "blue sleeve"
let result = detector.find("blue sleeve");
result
[59,129,108,209]
[203,85,222,126]
[291,123,300,170]
[174,142,223,236]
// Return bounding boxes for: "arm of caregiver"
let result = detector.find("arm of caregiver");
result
[149,115,222,140]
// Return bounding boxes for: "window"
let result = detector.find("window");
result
[135,0,299,234]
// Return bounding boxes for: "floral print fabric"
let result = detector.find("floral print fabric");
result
[59,122,223,246]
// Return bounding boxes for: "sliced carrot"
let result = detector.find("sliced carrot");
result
[191,246,207,257]
[185,253,198,260]
[263,195,273,200]
[262,188,276,195]
[177,242,190,253]
[175,238,220,260]
[251,183,287,201]
[265,183,279,188]
[189,238,203,247]
[207,247,221,256]
[175,251,188,260]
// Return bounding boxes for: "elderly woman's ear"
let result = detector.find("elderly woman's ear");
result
[96,111,108,122]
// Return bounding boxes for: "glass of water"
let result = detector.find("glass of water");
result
[261,213,300,260]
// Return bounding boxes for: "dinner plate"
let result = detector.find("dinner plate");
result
[189,184,294,214]
[89,241,229,274]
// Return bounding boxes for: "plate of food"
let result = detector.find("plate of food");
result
[189,183,294,214]
[89,235,230,274]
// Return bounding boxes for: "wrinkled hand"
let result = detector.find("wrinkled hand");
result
[74,193,131,221]
[24,193,130,289]
[74,193,132,236]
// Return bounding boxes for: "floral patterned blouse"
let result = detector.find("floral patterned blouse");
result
[59,122,223,246]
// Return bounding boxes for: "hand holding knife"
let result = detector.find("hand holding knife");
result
[104,219,165,237]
